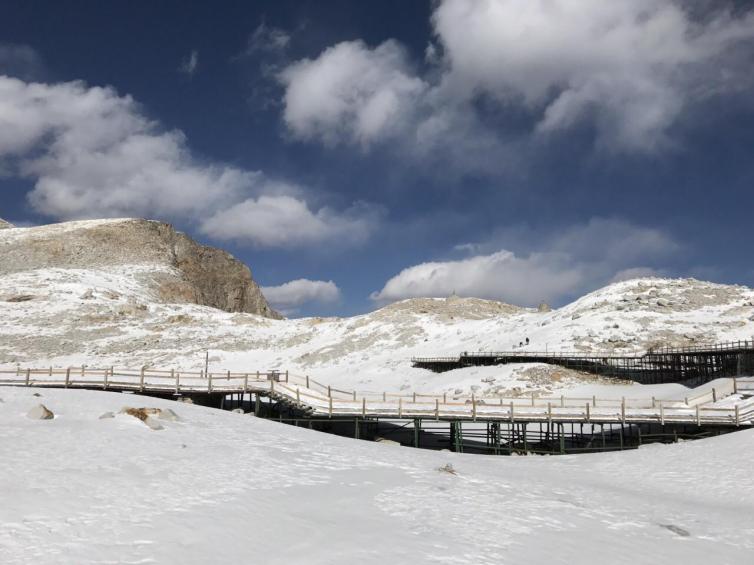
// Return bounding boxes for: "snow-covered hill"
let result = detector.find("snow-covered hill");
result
[2,219,754,397]
[1,386,753,564]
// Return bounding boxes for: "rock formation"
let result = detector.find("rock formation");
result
[0,218,281,318]
[0,218,14,229]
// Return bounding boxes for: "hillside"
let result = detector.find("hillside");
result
[0,218,280,318]
[1,219,754,397]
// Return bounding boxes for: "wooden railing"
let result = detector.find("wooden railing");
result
[1,366,753,426]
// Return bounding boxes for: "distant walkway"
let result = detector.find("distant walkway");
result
[1,366,753,428]
[412,340,754,386]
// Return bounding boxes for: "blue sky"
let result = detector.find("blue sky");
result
[1,0,753,316]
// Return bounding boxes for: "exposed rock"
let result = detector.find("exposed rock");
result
[27,404,54,420]
[537,302,552,312]
[0,218,14,230]
[99,411,115,419]
[5,295,34,303]
[375,437,401,446]
[0,218,281,318]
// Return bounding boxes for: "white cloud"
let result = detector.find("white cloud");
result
[201,195,379,248]
[371,250,584,306]
[244,23,291,55]
[179,50,199,77]
[278,0,754,160]
[279,40,427,146]
[261,278,341,314]
[371,218,679,306]
[0,75,377,249]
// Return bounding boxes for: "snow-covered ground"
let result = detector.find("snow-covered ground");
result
[1,386,753,564]
[2,259,753,398]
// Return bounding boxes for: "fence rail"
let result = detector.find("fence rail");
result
[1,365,753,427]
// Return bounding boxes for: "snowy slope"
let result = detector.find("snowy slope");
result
[2,221,754,398]
[0,386,753,565]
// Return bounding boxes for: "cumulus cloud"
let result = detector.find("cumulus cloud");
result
[261,278,341,314]
[279,40,427,146]
[0,75,377,249]
[201,195,380,247]
[278,0,754,160]
[179,50,199,77]
[371,218,679,306]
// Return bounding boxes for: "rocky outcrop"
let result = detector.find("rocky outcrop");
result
[0,218,282,318]
[0,218,14,229]
[27,404,54,420]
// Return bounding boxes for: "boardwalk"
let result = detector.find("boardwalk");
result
[2,366,754,428]
[412,340,754,385]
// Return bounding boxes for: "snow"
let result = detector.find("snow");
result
[1,265,753,399]
[0,386,753,564]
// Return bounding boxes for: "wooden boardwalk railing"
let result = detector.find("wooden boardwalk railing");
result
[1,366,753,427]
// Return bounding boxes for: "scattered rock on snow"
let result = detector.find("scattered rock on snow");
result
[99,412,115,419]
[375,437,401,446]
[6,294,34,302]
[27,404,54,420]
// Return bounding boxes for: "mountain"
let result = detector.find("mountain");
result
[0,218,280,318]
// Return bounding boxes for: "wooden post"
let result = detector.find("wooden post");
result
[735,405,740,426]
[327,385,331,398]
[175,371,180,394]
[586,402,590,422]
[383,391,386,402]
[285,370,289,383]
[592,395,596,407]
[328,396,333,418]
[651,396,656,408]
[104,368,109,390]
[244,373,248,393]
[49,366,53,377]
[296,388,301,404]
[660,402,664,425]
[443,392,447,404]
[227,370,230,380]
[413,392,416,403]
[362,397,366,417]
[65,367,70,388]
[712,388,717,402]
[270,379,274,395]
[621,398,625,423]
[208,373,213,393]
[695,405,700,426]
[25,368,30,386]
[531,392,535,407]
[435,398,439,420]
[306,375,310,388]
[560,395,564,407]
[353,390,357,401]
[472,394,477,421]
[399,397,403,418]
[81,365,85,377]
[733,378,738,394]
[140,367,145,392]
[547,402,552,425]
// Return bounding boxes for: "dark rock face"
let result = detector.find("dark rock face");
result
[0,218,282,319]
